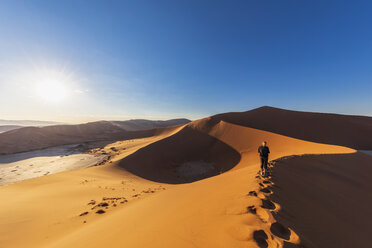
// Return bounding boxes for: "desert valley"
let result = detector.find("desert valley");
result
[0,106,371,248]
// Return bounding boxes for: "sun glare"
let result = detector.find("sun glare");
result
[26,66,77,104]
[36,81,69,103]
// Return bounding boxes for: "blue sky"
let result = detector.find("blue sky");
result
[0,0,371,122]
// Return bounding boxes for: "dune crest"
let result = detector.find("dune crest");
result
[208,106,372,150]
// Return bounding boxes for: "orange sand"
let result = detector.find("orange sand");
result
[0,115,356,248]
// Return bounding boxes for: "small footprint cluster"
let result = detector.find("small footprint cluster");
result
[246,161,300,248]
[78,185,166,222]
[81,196,128,216]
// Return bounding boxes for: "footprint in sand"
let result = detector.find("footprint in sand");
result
[253,230,268,248]
[248,191,257,197]
[97,202,109,207]
[91,202,109,210]
[260,187,271,194]
[261,199,276,210]
[270,222,291,240]
[247,205,257,214]
[142,189,155,193]
[262,180,271,184]
[79,211,89,216]
[96,209,105,214]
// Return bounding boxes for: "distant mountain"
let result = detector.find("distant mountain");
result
[109,118,191,131]
[0,119,190,154]
[0,119,61,126]
[0,125,23,133]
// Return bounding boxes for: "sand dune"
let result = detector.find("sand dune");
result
[44,122,352,248]
[208,106,372,149]
[0,108,369,248]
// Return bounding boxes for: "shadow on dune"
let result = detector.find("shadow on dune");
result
[270,152,372,248]
[119,126,241,184]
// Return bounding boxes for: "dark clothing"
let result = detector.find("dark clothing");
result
[260,156,268,170]
[258,145,270,158]
[258,145,270,171]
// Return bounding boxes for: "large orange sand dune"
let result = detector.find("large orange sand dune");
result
[0,114,356,248]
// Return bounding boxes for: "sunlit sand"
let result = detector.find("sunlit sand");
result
[2,107,370,248]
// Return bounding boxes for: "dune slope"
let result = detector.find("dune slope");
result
[270,152,372,248]
[208,106,372,149]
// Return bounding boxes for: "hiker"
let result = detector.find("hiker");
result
[258,141,270,175]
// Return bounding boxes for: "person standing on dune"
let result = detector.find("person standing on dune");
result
[258,141,270,175]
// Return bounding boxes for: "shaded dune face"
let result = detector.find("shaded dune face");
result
[208,106,372,150]
[119,126,241,184]
[270,152,372,248]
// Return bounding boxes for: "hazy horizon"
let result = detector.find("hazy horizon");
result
[1,1,371,122]
[0,116,193,124]
[1,104,372,125]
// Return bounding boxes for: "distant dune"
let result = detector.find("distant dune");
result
[110,118,190,131]
[206,106,372,150]
[0,120,186,154]
[0,125,22,133]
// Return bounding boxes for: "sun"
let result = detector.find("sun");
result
[28,67,76,104]
[36,81,69,103]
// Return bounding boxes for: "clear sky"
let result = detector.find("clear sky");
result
[0,0,371,122]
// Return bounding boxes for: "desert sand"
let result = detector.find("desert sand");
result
[0,107,370,248]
